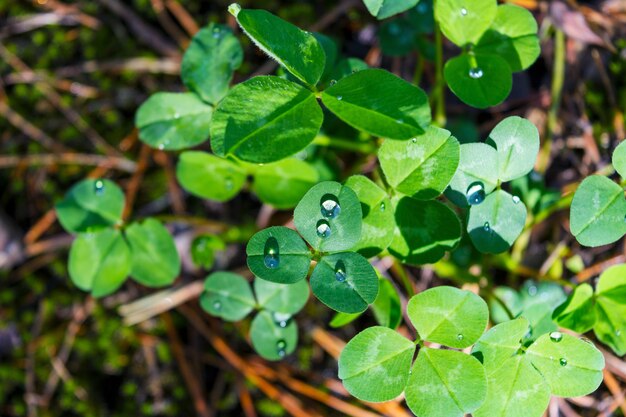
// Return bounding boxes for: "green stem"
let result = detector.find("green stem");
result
[391,260,415,297]
[312,134,376,154]
[432,19,446,127]
[537,28,565,173]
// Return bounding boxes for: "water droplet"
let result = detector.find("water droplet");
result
[337,95,343,101]
[329,79,337,86]
[466,182,485,205]
[559,358,567,367]
[320,194,341,218]
[512,195,521,204]
[228,3,241,16]
[263,236,280,269]
[335,260,347,282]
[94,180,105,195]
[316,219,331,238]
[395,119,403,124]
[483,222,490,232]
[411,138,417,143]
[277,339,287,357]
[469,67,483,79]
[549,331,563,343]
[457,334,464,341]
[158,144,165,150]
[616,329,622,337]
[528,285,538,296]
[380,202,386,212]
[273,312,291,328]
[461,7,468,16]
[213,301,222,310]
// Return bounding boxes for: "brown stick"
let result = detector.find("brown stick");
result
[0,153,136,173]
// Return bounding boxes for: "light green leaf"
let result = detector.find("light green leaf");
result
[68,229,130,297]
[246,226,311,284]
[472,318,529,373]
[475,5,540,72]
[613,141,626,178]
[135,92,212,150]
[520,281,566,342]
[229,5,325,86]
[125,219,180,287]
[250,310,298,361]
[379,126,459,199]
[310,252,378,314]
[526,333,605,397]
[293,181,362,252]
[254,278,309,315]
[200,272,255,322]
[444,53,512,109]
[467,189,527,254]
[407,286,488,348]
[445,143,499,208]
[488,116,540,182]
[210,76,323,163]
[56,179,124,233]
[570,175,626,247]
[176,151,246,202]
[329,312,362,328]
[344,175,394,258]
[190,234,225,270]
[474,354,550,417]
[181,23,243,104]
[552,283,596,333]
[372,279,402,329]
[363,0,419,19]
[434,0,497,46]
[338,326,415,402]
[389,196,462,265]
[405,348,487,417]
[321,69,431,140]
[595,264,626,355]
[252,158,319,209]
[489,286,523,324]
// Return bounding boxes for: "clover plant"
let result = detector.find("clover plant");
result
[50,3,622,416]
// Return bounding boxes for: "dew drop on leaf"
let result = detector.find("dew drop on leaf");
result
[411,138,417,143]
[469,68,484,79]
[456,334,464,341]
[559,358,568,367]
[549,331,563,343]
[263,236,280,269]
[465,182,485,205]
[512,195,521,204]
[329,80,337,86]
[483,222,490,232]
[273,312,290,328]
[316,219,331,238]
[225,177,234,190]
[213,301,222,311]
[320,194,341,218]
[461,7,468,16]
[337,95,343,101]
[528,285,538,296]
[616,329,622,337]
[277,339,287,357]
[94,180,104,195]
[334,260,347,282]
[380,202,386,212]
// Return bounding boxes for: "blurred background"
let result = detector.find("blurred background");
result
[1,0,625,416]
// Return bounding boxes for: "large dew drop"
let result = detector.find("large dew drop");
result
[559,358,567,367]
[469,68,483,79]
[273,312,290,328]
[276,339,287,357]
[94,180,105,195]
[466,182,485,205]
[320,194,341,218]
[316,219,331,238]
[460,7,468,16]
[263,237,280,269]
[335,260,347,282]
[549,331,563,343]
